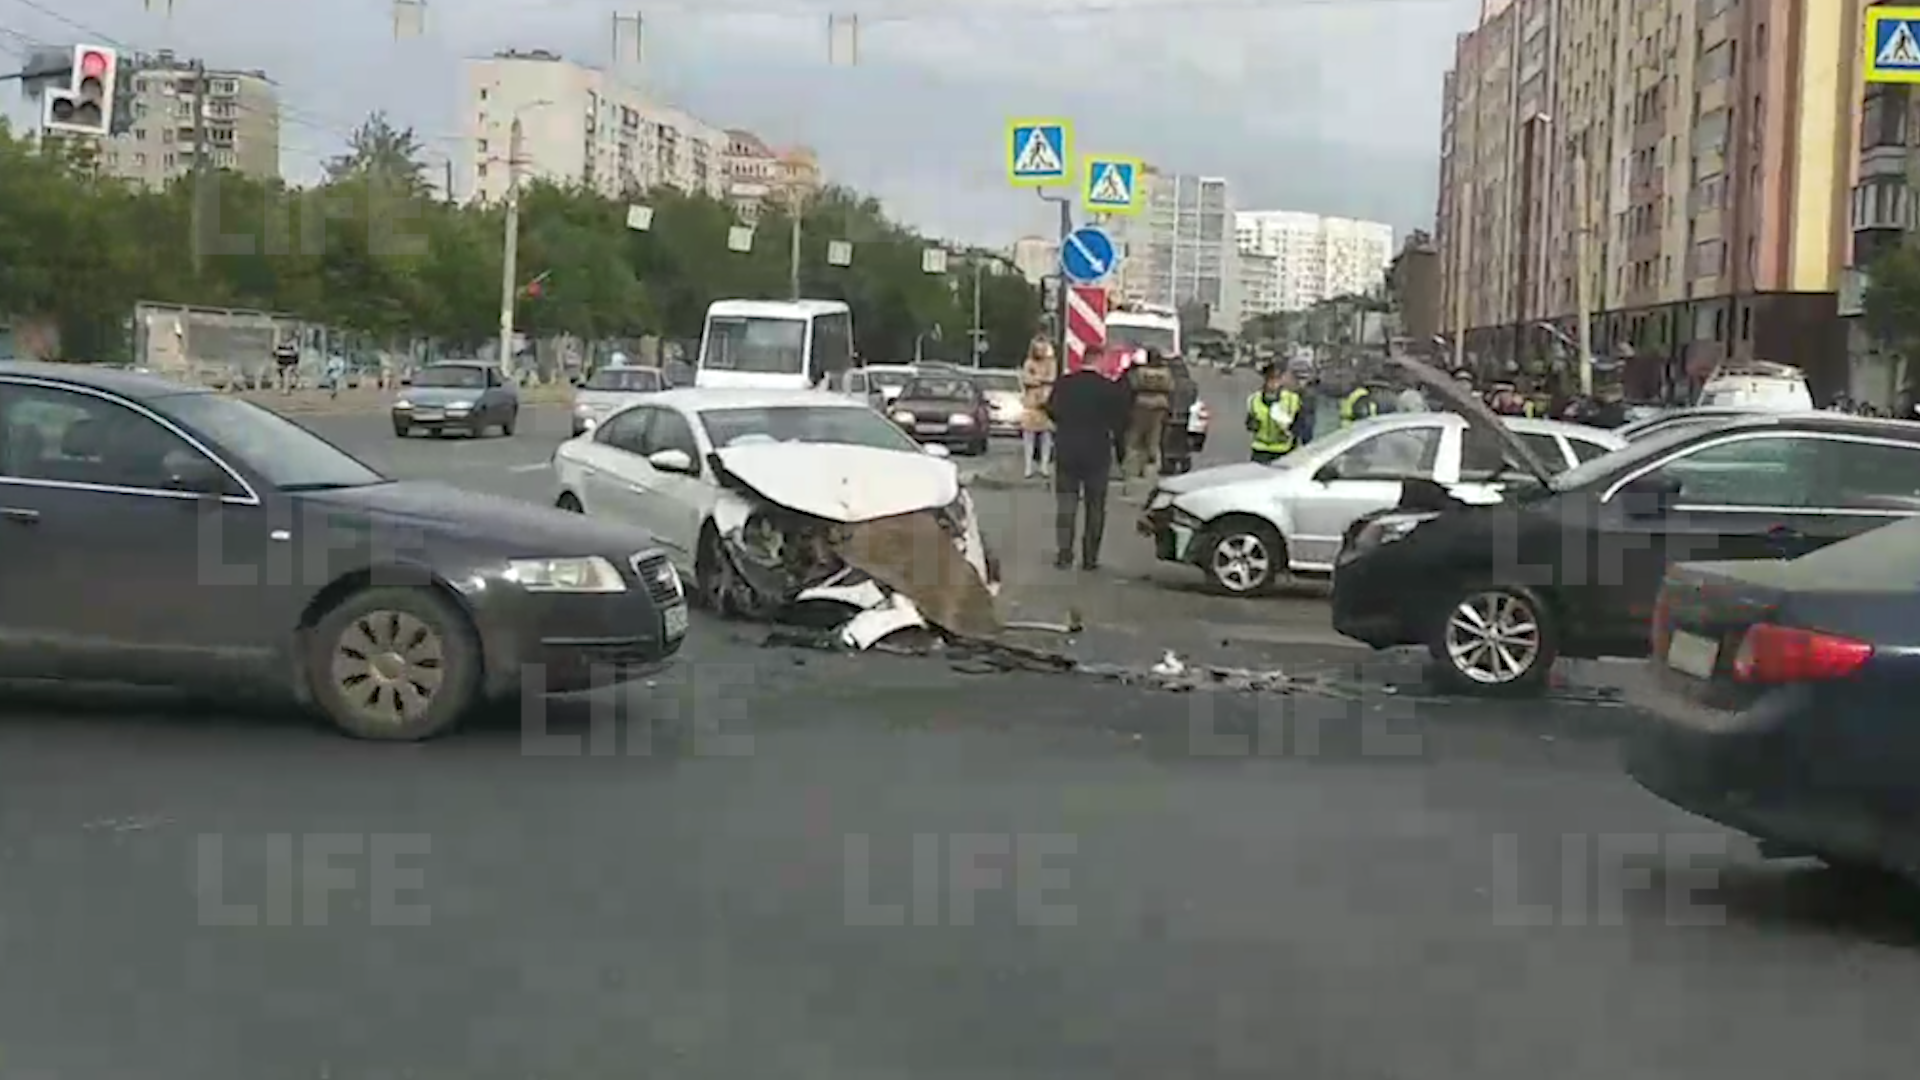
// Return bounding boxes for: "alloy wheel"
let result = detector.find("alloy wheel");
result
[330,610,446,726]
[1210,533,1270,593]
[1444,590,1542,684]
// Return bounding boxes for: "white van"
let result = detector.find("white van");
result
[1696,362,1814,411]
[695,299,855,391]
[1106,303,1181,360]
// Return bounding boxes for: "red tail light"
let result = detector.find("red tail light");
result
[1731,623,1873,684]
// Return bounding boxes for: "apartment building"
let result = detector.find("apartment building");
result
[1842,0,1909,406]
[1436,0,1854,399]
[96,52,280,189]
[1233,210,1395,314]
[1108,169,1236,328]
[722,129,823,221]
[458,50,727,205]
[1008,236,1058,286]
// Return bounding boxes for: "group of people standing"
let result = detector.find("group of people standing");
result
[1015,336,1180,571]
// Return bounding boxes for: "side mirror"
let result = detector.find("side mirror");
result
[1314,460,1343,482]
[922,444,952,459]
[647,448,696,474]
[165,452,228,496]
[1619,472,1681,517]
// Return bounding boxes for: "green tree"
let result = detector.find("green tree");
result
[325,112,430,194]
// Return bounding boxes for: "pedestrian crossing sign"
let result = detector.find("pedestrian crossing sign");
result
[1006,119,1071,186]
[1081,155,1143,215]
[1867,8,1920,83]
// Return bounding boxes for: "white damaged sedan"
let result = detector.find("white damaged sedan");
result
[552,388,1001,647]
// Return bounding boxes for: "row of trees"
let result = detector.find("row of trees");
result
[0,114,1043,367]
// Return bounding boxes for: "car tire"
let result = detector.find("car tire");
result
[501,409,517,437]
[556,491,583,513]
[1427,582,1558,696]
[969,436,989,456]
[304,586,483,741]
[1197,516,1285,596]
[694,528,743,618]
[393,423,410,438]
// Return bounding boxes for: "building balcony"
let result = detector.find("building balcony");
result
[1851,180,1916,232]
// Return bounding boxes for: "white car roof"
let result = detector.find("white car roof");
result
[643,387,871,412]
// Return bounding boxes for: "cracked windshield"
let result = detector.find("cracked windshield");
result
[6,0,1917,1075]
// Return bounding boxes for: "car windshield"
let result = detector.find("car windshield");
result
[1107,323,1177,355]
[155,393,388,490]
[700,405,920,452]
[902,377,974,400]
[412,365,487,389]
[973,371,1021,392]
[703,316,807,373]
[868,369,913,389]
[1550,422,1707,492]
[584,368,661,392]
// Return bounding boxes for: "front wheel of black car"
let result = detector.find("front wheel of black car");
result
[306,586,483,740]
[1428,583,1557,696]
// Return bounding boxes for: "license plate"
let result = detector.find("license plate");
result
[413,409,442,420]
[917,423,947,435]
[1666,630,1719,678]
[663,603,689,639]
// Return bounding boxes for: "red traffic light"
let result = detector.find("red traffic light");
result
[79,50,108,78]
[524,281,543,298]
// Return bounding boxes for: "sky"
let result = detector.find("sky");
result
[2,0,1481,247]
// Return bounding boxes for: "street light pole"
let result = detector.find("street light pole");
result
[497,115,524,381]
[1035,188,1073,364]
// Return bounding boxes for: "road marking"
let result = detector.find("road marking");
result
[508,463,550,474]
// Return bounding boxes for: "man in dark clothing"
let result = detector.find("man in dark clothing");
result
[1044,347,1132,570]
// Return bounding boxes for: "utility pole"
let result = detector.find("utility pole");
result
[187,59,208,276]
[1572,150,1594,396]
[970,260,983,363]
[1452,179,1472,373]
[1035,189,1073,364]
[497,115,524,380]
[788,204,802,299]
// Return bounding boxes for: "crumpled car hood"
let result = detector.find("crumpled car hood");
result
[1390,355,1553,485]
[712,442,959,522]
[1159,460,1285,496]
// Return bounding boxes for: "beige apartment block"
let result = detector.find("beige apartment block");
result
[97,53,281,190]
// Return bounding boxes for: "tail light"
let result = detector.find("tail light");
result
[1731,623,1873,684]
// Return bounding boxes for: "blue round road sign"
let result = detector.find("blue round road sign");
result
[1059,226,1116,284]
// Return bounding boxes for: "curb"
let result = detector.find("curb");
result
[242,392,572,416]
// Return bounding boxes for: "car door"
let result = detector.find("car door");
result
[631,406,708,567]
[1579,433,1828,645]
[0,381,268,684]
[1289,423,1445,567]
[575,407,658,522]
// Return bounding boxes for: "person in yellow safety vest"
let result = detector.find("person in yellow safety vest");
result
[1245,364,1302,464]
[1339,382,1381,427]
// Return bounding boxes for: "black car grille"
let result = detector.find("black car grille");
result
[631,552,683,606]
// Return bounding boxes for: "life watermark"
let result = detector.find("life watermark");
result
[1489,831,1730,927]
[1184,663,1424,760]
[197,500,432,588]
[195,833,431,927]
[843,832,1077,927]
[519,659,757,757]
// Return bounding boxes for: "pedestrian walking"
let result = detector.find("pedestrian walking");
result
[272,343,299,395]
[1044,344,1131,570]
[1121,348,1174,486]
[324,352,346,399]
[1245,363,1302,463]
[1019,337,1058,478]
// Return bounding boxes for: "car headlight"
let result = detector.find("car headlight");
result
[949,413,975,426]
[504,556,627,592]
[393,400,413,409]
[1342,512,1440,562]
[891,410,914,424]
[574,402,592,414]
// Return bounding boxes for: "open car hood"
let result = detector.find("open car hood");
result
[711,442,961,523]
[1389,355,1553,485]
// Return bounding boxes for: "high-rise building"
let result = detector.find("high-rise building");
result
[1109,169,1235,327]
[1234,210,1395,314]
[95,51,281,189]
[722,129,822,221]
[458,50,727,205]
[1008,236,1058,285]
[1434,0,1855,398]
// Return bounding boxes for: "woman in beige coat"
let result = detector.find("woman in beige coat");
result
[1019,338,1058,477]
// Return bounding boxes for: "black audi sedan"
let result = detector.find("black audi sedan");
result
[1329,358,1920,695]
[0,362,686,740]
[1626,519,1920,879]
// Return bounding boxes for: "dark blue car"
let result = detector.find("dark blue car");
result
[1628,516,1920,878]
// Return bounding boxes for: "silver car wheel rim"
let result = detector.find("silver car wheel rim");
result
[331,611,446,724]
[1445,591,1540,684]
[1211,533,1269,593]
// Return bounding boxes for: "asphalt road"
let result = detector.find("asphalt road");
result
[5,388,1920,1079]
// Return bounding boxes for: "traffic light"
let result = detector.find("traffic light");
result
[42,45,118,136]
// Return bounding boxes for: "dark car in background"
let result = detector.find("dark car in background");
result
[0,362,685,740]
[1628,516,1920,880]
[393,361,519,438]
[887,374,991,455]
[1330,359,1920,694]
